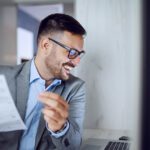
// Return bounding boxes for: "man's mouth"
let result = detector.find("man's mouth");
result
[63,65,73,74]
[63,62,75,75]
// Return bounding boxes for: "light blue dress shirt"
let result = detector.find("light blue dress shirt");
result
[19,60,69,150]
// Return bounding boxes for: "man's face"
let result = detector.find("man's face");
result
[44,31,84,80]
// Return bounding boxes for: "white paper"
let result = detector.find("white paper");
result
[0,75,26,132]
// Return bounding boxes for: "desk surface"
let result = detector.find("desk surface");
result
[83,129,130,141]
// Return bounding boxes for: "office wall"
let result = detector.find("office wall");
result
[0,6,39,65]
[0,2,74,65]
[17,8,39,55]
[0,5,17,65]
[75,0,141,132]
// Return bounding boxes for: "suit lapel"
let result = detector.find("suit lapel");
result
[16,61,31,120]
[35,82,64,148]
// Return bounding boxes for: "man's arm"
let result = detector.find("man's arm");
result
[38,81,86,149]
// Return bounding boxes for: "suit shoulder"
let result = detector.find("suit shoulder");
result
[0,63,26,78]
[64,74,85,87]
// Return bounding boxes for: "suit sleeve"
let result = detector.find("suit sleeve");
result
[51,81,86,150]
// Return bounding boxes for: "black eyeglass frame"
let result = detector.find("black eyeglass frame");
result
[48,38,85,59]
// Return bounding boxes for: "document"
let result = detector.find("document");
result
[0,75,26,132]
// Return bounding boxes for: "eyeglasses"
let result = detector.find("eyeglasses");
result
[48,38,85,59]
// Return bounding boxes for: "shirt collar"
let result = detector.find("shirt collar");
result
[30,59,41,84]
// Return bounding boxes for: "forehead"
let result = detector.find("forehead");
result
[60,31,84,50]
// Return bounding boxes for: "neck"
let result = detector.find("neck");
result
[45,79,53,88]
[34,55,54,81]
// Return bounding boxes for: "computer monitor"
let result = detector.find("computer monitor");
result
[141,0,150,149]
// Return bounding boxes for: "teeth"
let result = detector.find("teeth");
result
[64,66,73,71]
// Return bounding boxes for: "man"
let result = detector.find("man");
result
[0,13,86,150]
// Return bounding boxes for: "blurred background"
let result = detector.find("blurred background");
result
[0,0,142,149]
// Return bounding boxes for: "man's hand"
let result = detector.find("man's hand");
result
[38,92,69,132]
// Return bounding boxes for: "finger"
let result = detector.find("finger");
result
[43,115,65,132]
[42,108,61,122]
[44,103,68,119]
[39,92,69,109]
[38,92,68,109]
[39,96,67,117]
[43,115,58,131]
[38,96,69,118]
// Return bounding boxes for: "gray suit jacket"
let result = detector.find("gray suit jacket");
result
[0,61,86,150]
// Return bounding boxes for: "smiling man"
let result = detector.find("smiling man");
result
[0,13,86,150]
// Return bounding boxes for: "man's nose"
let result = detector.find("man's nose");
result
[71,56,81,66]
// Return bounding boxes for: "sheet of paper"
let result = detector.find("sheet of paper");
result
[0,75,26,132]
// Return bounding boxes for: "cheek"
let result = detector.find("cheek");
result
[57,54,69,66]
[47,49,69,68]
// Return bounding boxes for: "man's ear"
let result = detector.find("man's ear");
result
[40,38,52,55]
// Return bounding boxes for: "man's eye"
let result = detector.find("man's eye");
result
[70,50,77,56]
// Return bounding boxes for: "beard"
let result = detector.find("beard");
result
[45,57,75,81]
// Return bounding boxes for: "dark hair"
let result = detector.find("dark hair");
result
[37,13,86,43]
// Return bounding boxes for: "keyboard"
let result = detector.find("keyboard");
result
[104,141,130,150]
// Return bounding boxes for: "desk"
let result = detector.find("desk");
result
[83,129,130,141]
[81,129,131,150]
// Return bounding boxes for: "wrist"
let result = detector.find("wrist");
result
[54,122,68,133]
